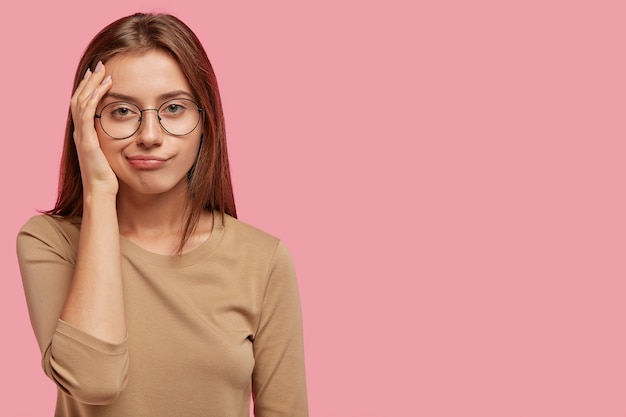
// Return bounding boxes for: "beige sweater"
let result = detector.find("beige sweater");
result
[17,213,308,417]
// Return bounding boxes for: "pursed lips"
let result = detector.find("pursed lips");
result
[126,155,171,169]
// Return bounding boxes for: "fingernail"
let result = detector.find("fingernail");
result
[94,61,103,73]
[101,75,112,85]
[83,68,92,79]
[91,88,98,99]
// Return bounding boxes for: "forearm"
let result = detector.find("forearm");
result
[61,192,126,343]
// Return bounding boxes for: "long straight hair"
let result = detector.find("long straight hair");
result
[47,13,236,251]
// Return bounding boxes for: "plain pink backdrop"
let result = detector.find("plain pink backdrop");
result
[2,0,626,416]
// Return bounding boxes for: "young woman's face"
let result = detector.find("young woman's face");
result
[95,49,202,197]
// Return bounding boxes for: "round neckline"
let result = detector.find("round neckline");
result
[119,212,225,268]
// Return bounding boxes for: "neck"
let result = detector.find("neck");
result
[114,181,213,255]
[116,184,190,237]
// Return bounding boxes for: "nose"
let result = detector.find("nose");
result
[136,109,163,147]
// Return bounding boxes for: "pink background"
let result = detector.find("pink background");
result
[2,0,626,415]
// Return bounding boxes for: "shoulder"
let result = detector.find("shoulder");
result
[19,214,81,238]
[220,214,280,249]
[17,215,81,261]
[219,214,293,266]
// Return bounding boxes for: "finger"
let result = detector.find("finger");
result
[76,74,113,136]
[71,65,97,105]
[72,67,92,96]
[72,69,113,145]
[71,69,91,116]
[76,61,109,104]
[72,64,112,120]
[71,61,108,110]
[88,73,113,107]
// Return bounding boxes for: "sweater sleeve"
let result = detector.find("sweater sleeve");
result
[16,215,129,405]
[252,241,309,417]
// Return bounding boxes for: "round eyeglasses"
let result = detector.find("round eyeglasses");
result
[95,98,205,140]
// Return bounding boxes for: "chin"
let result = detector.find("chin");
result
[120,178,189,197]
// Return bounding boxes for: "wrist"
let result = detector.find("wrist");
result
[82,190,118,208]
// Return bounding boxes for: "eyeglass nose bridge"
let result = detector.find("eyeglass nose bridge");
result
[137,108,162,125]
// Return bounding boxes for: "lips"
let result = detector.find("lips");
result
[126,155,170,169]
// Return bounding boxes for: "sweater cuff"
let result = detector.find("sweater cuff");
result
[55,319,128,354]
[44,319,129,405]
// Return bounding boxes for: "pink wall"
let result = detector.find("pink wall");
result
[2,0,626,415]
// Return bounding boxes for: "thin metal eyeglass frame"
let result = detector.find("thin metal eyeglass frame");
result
[94,98,205,140]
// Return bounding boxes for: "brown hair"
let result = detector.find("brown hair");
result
[47,13,237,250]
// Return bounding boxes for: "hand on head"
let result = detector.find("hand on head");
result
[70,61,118,196]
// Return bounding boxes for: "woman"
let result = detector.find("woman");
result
[16,12,308,417]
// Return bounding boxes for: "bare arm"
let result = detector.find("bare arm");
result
[60,61,125,343]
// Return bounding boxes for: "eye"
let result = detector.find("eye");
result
[106,103,139,120]
[114,107,131,116]
[160,100,189,117]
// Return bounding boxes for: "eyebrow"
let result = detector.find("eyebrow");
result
[103,90,195,103]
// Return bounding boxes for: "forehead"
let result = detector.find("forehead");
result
[104,50,192,103]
